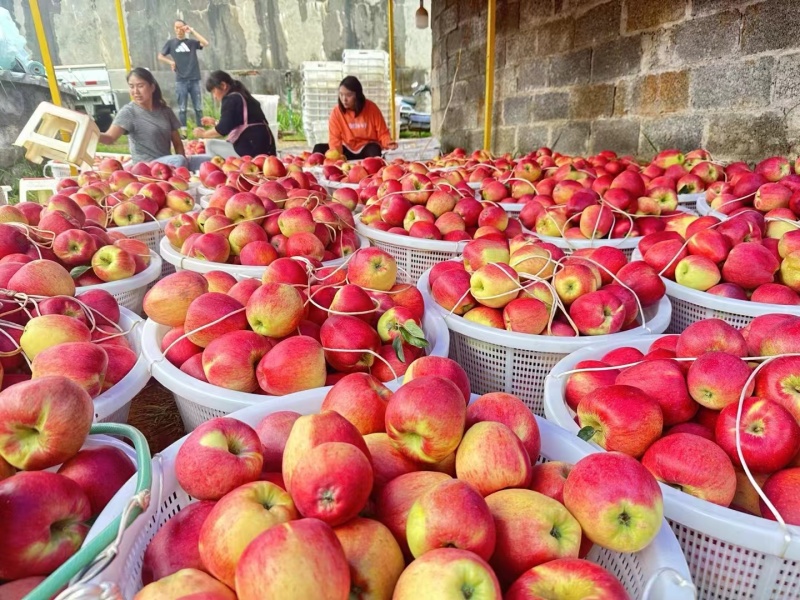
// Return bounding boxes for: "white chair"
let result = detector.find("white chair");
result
[14,102,100,169]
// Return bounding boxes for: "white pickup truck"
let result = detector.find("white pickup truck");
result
[54,64,127,130]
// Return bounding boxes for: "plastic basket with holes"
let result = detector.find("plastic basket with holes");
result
[319,177,359,195]
[630,248,800,333]
[26,422,152,600]
[76,252,162,315]
[417,266,672,417]
[355,217,473,284]
[139,307,449,432]
[111,206,200,279]
[158,235,370,280]
[543,335,800,600]
[92,306,150,423]
[678,193,704,212]
[80,388,694,600]
[695,195,727,219]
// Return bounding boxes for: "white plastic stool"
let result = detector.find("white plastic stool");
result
[14,102,100,169]
[18,178,59,204]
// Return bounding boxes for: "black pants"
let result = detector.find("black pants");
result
[312,142,383,160]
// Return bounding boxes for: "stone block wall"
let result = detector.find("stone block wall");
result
[431,0,800,162]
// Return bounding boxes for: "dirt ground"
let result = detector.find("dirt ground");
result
[126,380,186,454]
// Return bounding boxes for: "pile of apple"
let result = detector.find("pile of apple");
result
[360,177,525,242]
[144,247,435,390]
[0,376,137,595]
[198,154,329,197]
[703,155,800,224]
[564,315,800,523]
[428,235,665,337]
[184,139,206,156]
[0,202,153,287]
[0,259,138,394]
[54,157,196,227]
[134,359,663,599]
[639,210,800,305]
[170,186,359,266]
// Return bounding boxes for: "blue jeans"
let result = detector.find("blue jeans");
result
[176,79,202,128]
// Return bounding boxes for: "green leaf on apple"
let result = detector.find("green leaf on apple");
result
[577,426,597,443]
[392,335,406,363]
[403,321,425,339]
[398,323,429,350]
[69,265,93,279]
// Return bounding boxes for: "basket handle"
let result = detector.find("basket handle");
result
[641,567,697,599]
[25,423,153,600]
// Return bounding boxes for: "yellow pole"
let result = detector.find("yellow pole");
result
[483,0,496,151]
[29,0,61,106]
[114,0,132,73]
[387,0,397,141]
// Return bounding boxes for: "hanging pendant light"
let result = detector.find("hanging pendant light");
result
[416,0,429,29]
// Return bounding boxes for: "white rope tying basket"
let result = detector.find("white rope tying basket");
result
[140,308,450,432]
[82,388,694,600]
[631,249,800,333]
[93,306,150,423]
[158,235,369,280]
[417,267,672,417]
[75,252,162,315]
[543,335,800,600]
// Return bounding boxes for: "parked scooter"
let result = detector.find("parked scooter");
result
[397,82,431,133]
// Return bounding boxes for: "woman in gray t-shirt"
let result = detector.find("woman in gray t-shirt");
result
[99,68,207,170]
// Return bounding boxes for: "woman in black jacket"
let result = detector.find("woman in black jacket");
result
[192,70,276,157]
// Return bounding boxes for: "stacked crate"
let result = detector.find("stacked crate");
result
[301,61,343,146]
[343,49,392,122]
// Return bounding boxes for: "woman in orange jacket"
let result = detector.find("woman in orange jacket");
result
[313,76,398,159]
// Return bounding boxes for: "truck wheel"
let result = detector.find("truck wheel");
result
[95,111,113,132]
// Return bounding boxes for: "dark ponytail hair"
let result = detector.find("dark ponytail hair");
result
[205,70,256,105]
[338,75,366,116]
[127,67,167,108]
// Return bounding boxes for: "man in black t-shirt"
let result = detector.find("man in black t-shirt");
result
[157,19,210,135]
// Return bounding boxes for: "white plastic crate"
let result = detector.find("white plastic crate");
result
[543,336,800,600]
[630,249,800,333]
[418,266,672,417]
[83,385,694,600]
[140,308,450,431]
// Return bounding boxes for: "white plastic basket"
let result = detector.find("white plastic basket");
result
[319,177,359,194]
[678,193,704,212]
[140,308,449,431]
[543,335,800,600]
[76,252,162,315]
[93,306,150,423]
[355,217,471,284]
[695,195,726,219]
[158,235,369,280]
[417,267,671,417]
[112,207,200,279]
[630,249,800,333]
[83,387,693,600]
